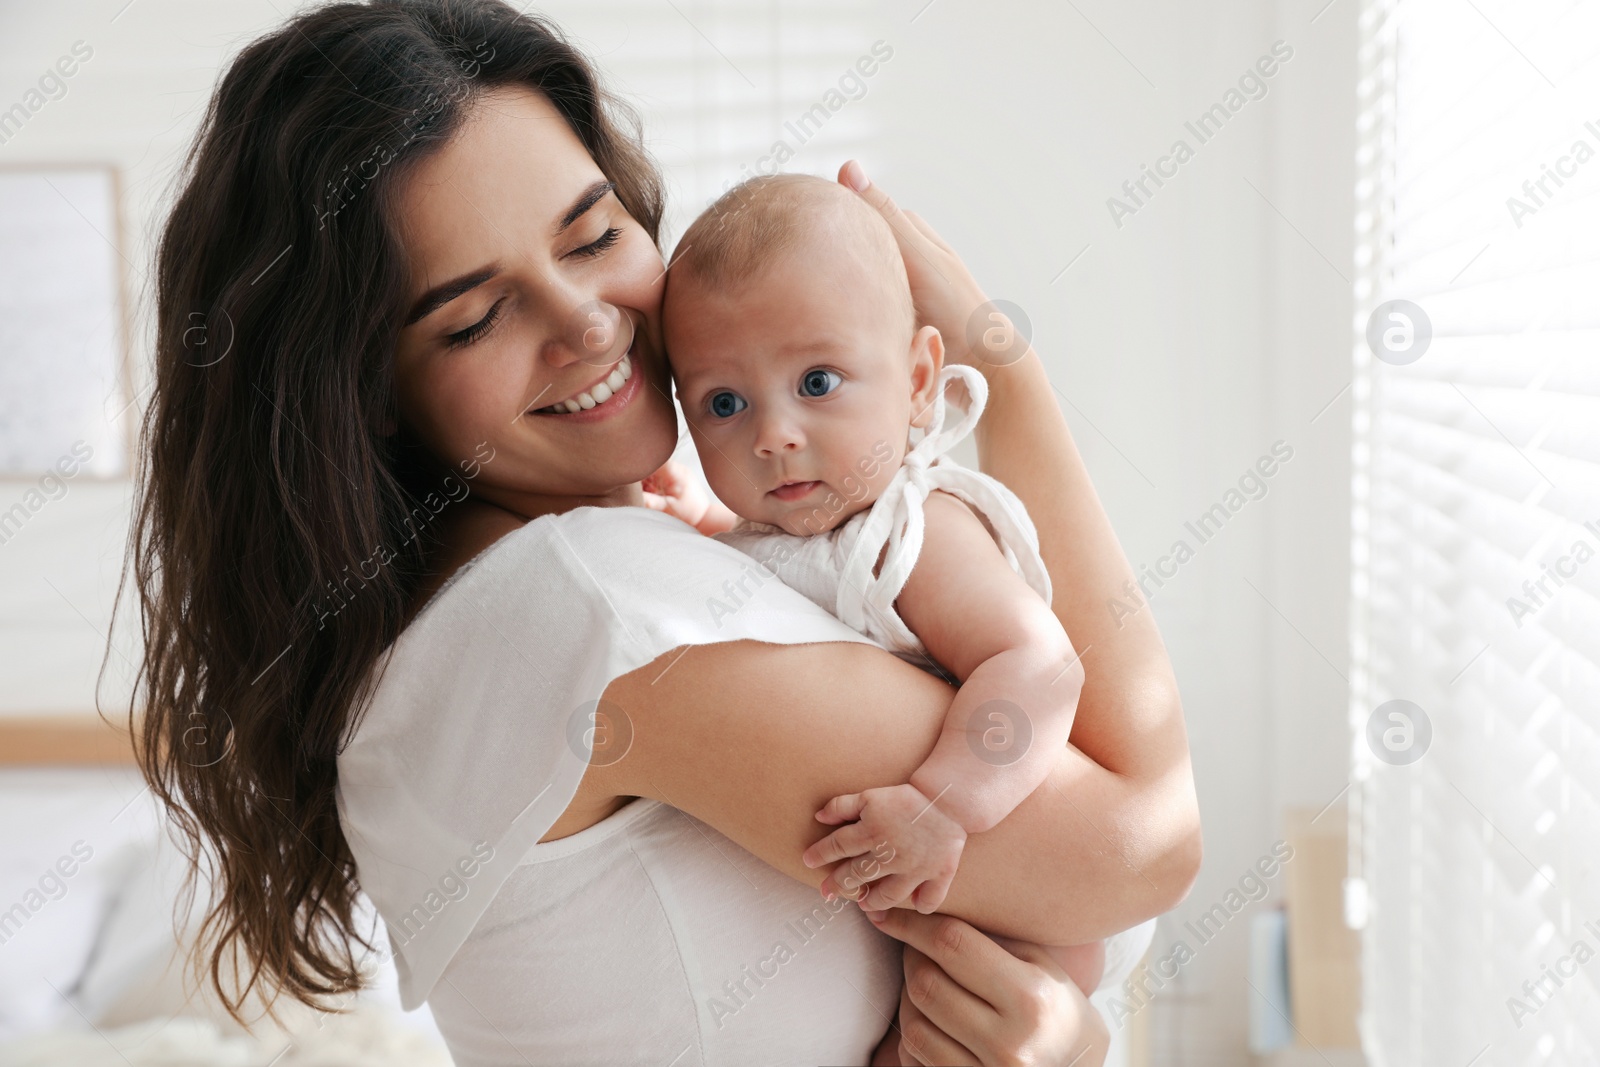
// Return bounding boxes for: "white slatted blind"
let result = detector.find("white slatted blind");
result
[540,1,880,483]
[1352,0,1600,1063]
[543,0,880,250]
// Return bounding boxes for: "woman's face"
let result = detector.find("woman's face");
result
[392,86,678,516]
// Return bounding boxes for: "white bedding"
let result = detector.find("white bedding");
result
[0,769,452,1067]
[0,1001,452,1067]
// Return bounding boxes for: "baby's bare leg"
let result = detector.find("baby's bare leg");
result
[987,929,1106,996]
[1042,940,1106,997]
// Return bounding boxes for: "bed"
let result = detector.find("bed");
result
[0,714,454,1066]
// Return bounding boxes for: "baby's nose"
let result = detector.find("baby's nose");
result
[754,415,805,455]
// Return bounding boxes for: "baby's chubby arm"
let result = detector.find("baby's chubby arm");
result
[802,490,1084,912]
[897,490,1084,832]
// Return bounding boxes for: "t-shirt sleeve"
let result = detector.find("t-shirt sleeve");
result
[336,505,877,1009]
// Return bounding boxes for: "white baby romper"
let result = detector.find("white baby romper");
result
[715,363,1051,671]
[716,361,1158,995]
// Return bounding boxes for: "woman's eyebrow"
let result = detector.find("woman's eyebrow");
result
[402,183,611,326]
[558,180,614,232]
[405,265,503,326]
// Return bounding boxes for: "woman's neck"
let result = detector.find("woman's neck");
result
[486,481,648,523]
[405,483,646,625]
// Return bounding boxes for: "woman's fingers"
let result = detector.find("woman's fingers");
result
[876,912,1112,1067]
[837,160,938,268]
[896,979,981,1067]
[902,209,956,256]
[868,909,1014,1012]
[837,159,992,369]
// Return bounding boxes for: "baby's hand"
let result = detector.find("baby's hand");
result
[641,460,710,526]
[641,460,737,533]
[802,784,967,914]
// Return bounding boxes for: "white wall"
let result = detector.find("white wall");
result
[1,0,294,712]
[844,1,1357,1059]
[0,1,1357,1060]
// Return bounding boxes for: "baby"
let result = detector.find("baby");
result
[660,173,1107,992]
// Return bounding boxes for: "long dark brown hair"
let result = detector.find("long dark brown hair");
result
[122,0,662,1022]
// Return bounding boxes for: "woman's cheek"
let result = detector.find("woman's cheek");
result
[418,357,514,461]
[616,228,667,310]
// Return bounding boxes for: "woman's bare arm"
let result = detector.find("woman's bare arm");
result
[838,160,1201,885]
[595,638,1185,946]
[843,164,1188,774]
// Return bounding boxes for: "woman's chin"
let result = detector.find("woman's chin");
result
[633,399,686,475]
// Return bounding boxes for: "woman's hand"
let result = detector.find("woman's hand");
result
[866,909,1109,1067]
[837,160,1026,376]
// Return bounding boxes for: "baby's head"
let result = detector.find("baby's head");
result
[663,174,944,536]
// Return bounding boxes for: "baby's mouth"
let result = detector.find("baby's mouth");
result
[768,480,821,502]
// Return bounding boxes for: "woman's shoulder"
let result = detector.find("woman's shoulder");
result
[445,498,736,564]
[408,499,528,616]
[411,501,719,617]
[400,501,874,665]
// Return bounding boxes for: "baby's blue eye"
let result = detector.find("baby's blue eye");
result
[708,390,746,418]
[801,369,841,398]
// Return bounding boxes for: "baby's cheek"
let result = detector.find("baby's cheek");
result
[703,457,756,516]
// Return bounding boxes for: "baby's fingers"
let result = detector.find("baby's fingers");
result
[814,792,867,826]
[803,820,876,870]
[857,874,919,912]
[910,874,954,915]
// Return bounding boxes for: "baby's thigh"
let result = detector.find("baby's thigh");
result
[1042,940,1106,997]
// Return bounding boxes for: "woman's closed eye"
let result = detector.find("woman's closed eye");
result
[568,226,623,259]
[437,227,622,351]
[707,390,747,418]
[445,297,506,350]
[800,368,842,398]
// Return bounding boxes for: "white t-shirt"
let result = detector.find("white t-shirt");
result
[336,503,1155,1065]
[336,506,900,1066]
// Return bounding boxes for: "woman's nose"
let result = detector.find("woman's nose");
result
[541,298,631,369]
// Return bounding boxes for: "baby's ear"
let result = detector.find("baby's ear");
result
[908,325,944,429]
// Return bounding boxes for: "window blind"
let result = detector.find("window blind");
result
[538,0,880,484]
[544,0,880,250]
[1351,0,1600,1063]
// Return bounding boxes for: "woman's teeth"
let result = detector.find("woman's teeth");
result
[536,353,633,414]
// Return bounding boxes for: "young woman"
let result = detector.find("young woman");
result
[128,2,1200,1063]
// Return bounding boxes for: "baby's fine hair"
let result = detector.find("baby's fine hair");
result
[669,173,915,334]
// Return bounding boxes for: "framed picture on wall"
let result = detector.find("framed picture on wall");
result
[0,164,133,480]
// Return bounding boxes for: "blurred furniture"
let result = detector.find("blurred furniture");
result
[1284,805,1360,1049]
[0,713,135,765]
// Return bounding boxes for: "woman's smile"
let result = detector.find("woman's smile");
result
[529,347,638,418]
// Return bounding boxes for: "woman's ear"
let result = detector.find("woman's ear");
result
[908,325,944,429]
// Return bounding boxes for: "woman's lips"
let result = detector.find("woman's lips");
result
[527,346,644,424]
[769,480,821,502]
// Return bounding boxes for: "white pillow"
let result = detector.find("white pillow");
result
[0,768,152,1043]
[71,818,201,1028]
